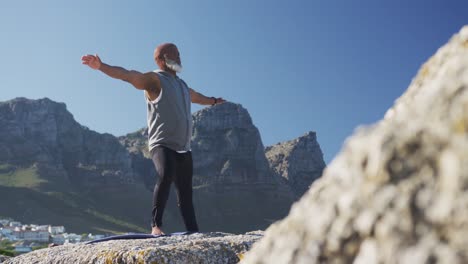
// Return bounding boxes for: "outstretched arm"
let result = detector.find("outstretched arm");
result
[189,88,226,106]
[81,54,159,91]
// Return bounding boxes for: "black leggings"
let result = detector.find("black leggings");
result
[151,146,199,232]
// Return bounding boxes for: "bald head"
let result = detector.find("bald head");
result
[154,43,181,72]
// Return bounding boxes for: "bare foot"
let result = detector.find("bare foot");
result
[151,226,165,235]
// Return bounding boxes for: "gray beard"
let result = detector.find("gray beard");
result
[165,59,182,73]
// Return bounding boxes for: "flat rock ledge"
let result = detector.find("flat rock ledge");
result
[4,231,263,264]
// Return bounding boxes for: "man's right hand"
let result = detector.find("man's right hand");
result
[80,55,161,95]
[81,54,102,70]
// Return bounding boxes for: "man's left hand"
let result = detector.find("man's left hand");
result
[213,97,226,105]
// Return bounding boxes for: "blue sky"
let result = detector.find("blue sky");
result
[0,1,466,163]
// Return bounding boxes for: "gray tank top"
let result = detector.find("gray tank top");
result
[145,70,192,153]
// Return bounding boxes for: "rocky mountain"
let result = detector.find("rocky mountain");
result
[265,131,326,198]
[0,99,319,234]
[0,97,136,189]
[119,102,296,232]
[0,97,150,233]
[4,231,263,264]
[242,26,468,264]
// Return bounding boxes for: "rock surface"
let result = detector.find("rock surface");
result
[5,231,263,264]
[0,97,136,189]
[0,255,10,263]
[265,131,326,198]
[191,103,274,187]
[242,26,468,264]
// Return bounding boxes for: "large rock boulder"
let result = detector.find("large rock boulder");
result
[0,255,10,263]
[242,26,468,264]
[265,131,326,198]
[4,231,263,264]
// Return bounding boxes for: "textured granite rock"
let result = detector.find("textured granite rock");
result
[242,26,468,264]
[265,131,326,198]
[191,102,283,187]
[0,255,10,263]
[5,231,263,264]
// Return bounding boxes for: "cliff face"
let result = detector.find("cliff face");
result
[0,98,149,234]
[191,103,283,187]
[0,99,307,234]
[119,102,295,232]
[265,131,326,198]
[242,26,468,264]
[0,97,135,190]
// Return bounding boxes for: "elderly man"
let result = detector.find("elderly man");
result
[82,43,226,235]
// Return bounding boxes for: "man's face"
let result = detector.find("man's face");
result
[155,44,182,72]
[163,45,181,65]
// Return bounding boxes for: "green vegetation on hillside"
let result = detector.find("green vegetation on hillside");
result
[0,240,15,257]
[0,164,45,188]
[84,209,147,233]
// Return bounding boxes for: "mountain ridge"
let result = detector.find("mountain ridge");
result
[0,97,325,234]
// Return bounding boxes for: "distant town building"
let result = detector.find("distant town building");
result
[51,234,65,245]
[64,233,81,244]
[0,218,104,246]
[0,226,15,235]
[48,226,65,235]
[5,234,18,241]
[12,230,50,242]
[9,221,21,227]
[32,225,50,232]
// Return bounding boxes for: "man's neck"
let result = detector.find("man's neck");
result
[161,66,177,77]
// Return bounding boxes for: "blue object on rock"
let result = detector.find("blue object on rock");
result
[85,231,195,244]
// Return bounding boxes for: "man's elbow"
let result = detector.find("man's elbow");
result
[133,83,146,90]
[125,77,146,90]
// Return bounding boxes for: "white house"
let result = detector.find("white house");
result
[48,226,65,235]
[32,225,50,232]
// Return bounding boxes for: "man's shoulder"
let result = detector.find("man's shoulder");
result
[144,71,160,78]
[141,71,161,83]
